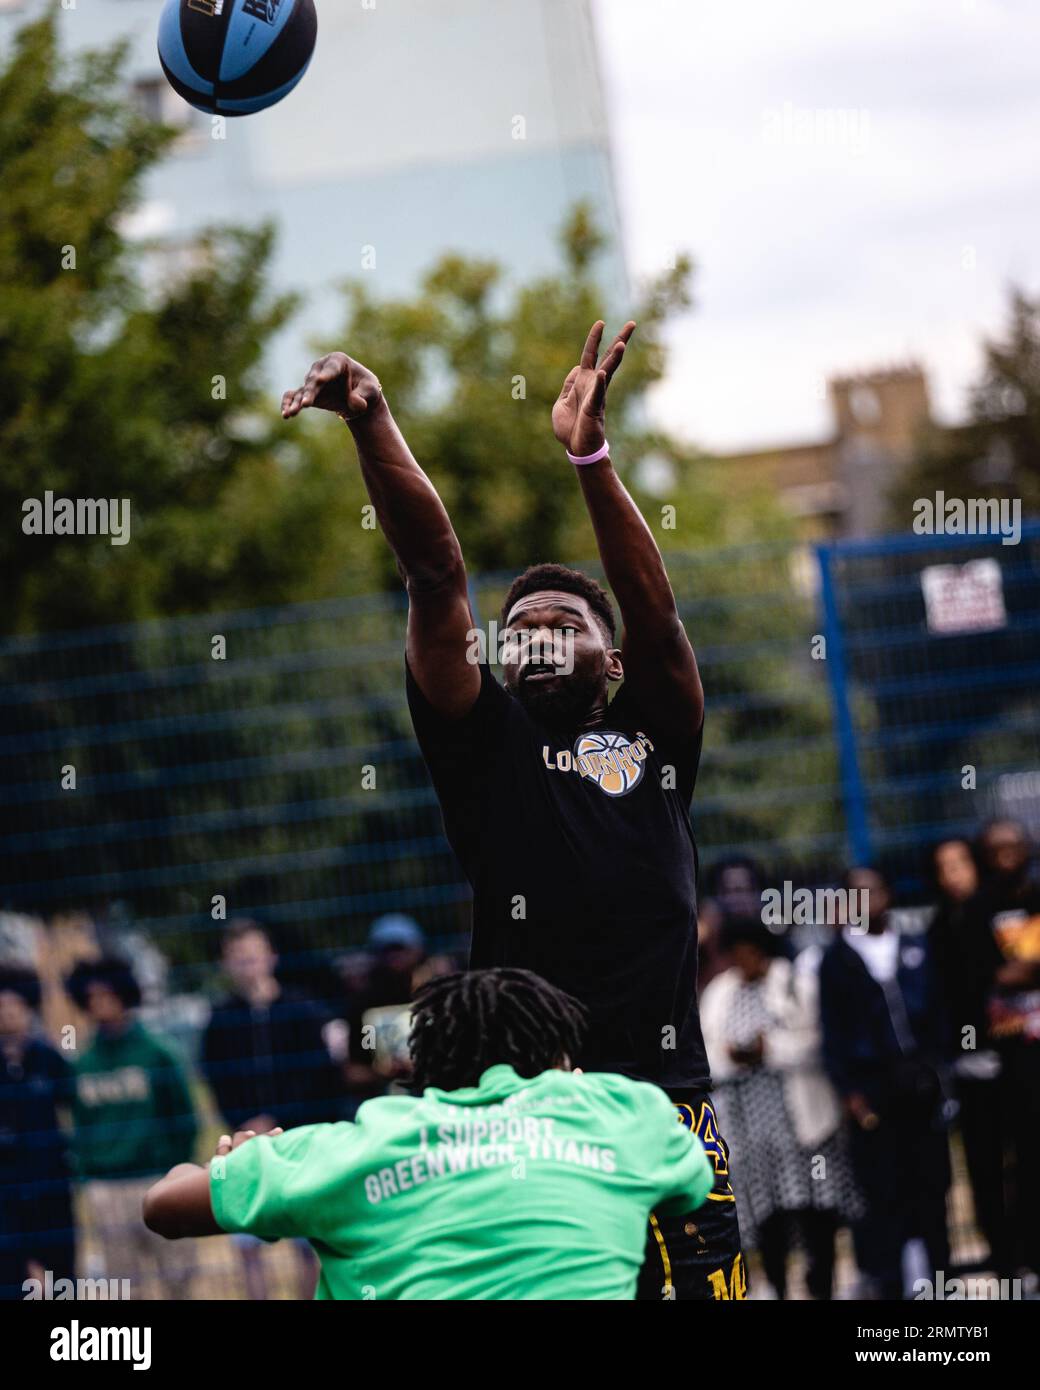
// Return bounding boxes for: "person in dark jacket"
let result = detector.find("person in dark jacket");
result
[973,820,1040,1279]
[0,964,75,1300]
[926,837,1009,1275]
[201,919,345,1299]
[819,867,950,1299]
[202,920,345,1132]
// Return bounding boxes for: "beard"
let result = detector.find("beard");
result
[511,667,604,730]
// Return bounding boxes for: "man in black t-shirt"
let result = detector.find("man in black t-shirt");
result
[281,321,745,1301]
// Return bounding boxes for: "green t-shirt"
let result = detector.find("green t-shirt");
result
[72,1021,198,1180]
[209,1064,712,1300]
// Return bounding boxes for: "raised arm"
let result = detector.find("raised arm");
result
[282,353,480,718]
[552,322,703,734]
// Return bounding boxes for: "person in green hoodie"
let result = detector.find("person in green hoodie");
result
[144,968,713,1300]
[68,957,198,1299]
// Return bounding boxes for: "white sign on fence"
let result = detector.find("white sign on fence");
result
[920,558,1007,635]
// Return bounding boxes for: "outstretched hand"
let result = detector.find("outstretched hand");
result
[214,1128,283,1159]
[281,352,382,422]
[551,320,635,457]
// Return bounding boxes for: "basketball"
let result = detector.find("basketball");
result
[157,0,317,117]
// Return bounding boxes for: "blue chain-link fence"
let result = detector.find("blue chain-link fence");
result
[4,527,1038,965]
[3,525,1037,1297]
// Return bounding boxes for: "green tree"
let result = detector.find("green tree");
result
[0,12,355,634]
[890,287,1040,524]
[308,203,785,587]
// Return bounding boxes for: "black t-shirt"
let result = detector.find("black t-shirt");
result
[406,659,711,1095]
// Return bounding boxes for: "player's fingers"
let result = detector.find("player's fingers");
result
[268,1127,284,1138]
[582,369,608,415]
[315,357,344,383]
[215,1134,232,1156]
[306,357,351,406]
[579,320,605,369]
[601,339,626,384]
[280,390,297,417]
[602,322,635,379]
[300,357,334,402]
[556,365,580,401]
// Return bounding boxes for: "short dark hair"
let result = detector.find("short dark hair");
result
[0,962,42,1011]
[842,864,889,893]
[976,818,1029,847]
[704,855,765,898]
[925,837,979,885]
[500,564,616,643]
[66,956,141,1010]
[409,967,587,1092]
[719,916,784,958]
[222,918,274,953]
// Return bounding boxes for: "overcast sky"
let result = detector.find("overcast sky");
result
[592,0,1040,452]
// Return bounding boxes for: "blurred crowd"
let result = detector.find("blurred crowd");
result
[1,815,1038,1300]
[698,818,1040,1299]
[0,912,456,1300]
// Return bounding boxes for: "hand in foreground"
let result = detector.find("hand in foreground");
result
[281,352,382,422]
[551,319,635,457]
[214,1127,283,1159]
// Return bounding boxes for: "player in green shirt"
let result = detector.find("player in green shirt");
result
[144,968,712,1299]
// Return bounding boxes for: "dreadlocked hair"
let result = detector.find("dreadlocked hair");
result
[409,967,588,1092]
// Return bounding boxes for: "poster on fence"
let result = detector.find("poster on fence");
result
[920,558,1007,635]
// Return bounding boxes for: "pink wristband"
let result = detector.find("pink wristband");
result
[566,439,610,466]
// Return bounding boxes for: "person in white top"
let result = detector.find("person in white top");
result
[701,919,860,1299]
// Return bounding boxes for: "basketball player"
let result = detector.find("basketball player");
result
[280,321,746,1300]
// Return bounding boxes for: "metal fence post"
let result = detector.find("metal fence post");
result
[816,541,873,866]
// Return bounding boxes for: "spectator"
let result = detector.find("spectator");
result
[973,820,1040,1280]
[926,837,1009,1274]
[201,919,344,1299]
[67,957,198,1299]
[701,920,857,1299]
[698,857,768,992]
[0,964,75,1301]
[819,868,950,1299]
[345,915,427,1101]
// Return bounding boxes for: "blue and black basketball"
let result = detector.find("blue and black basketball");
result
[157,0,318,117]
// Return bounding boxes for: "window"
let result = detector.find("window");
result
[131,76,206,147]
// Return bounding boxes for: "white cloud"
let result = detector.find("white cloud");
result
[593,0,1040,450]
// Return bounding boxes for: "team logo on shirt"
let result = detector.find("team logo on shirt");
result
[542,729,653,797]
